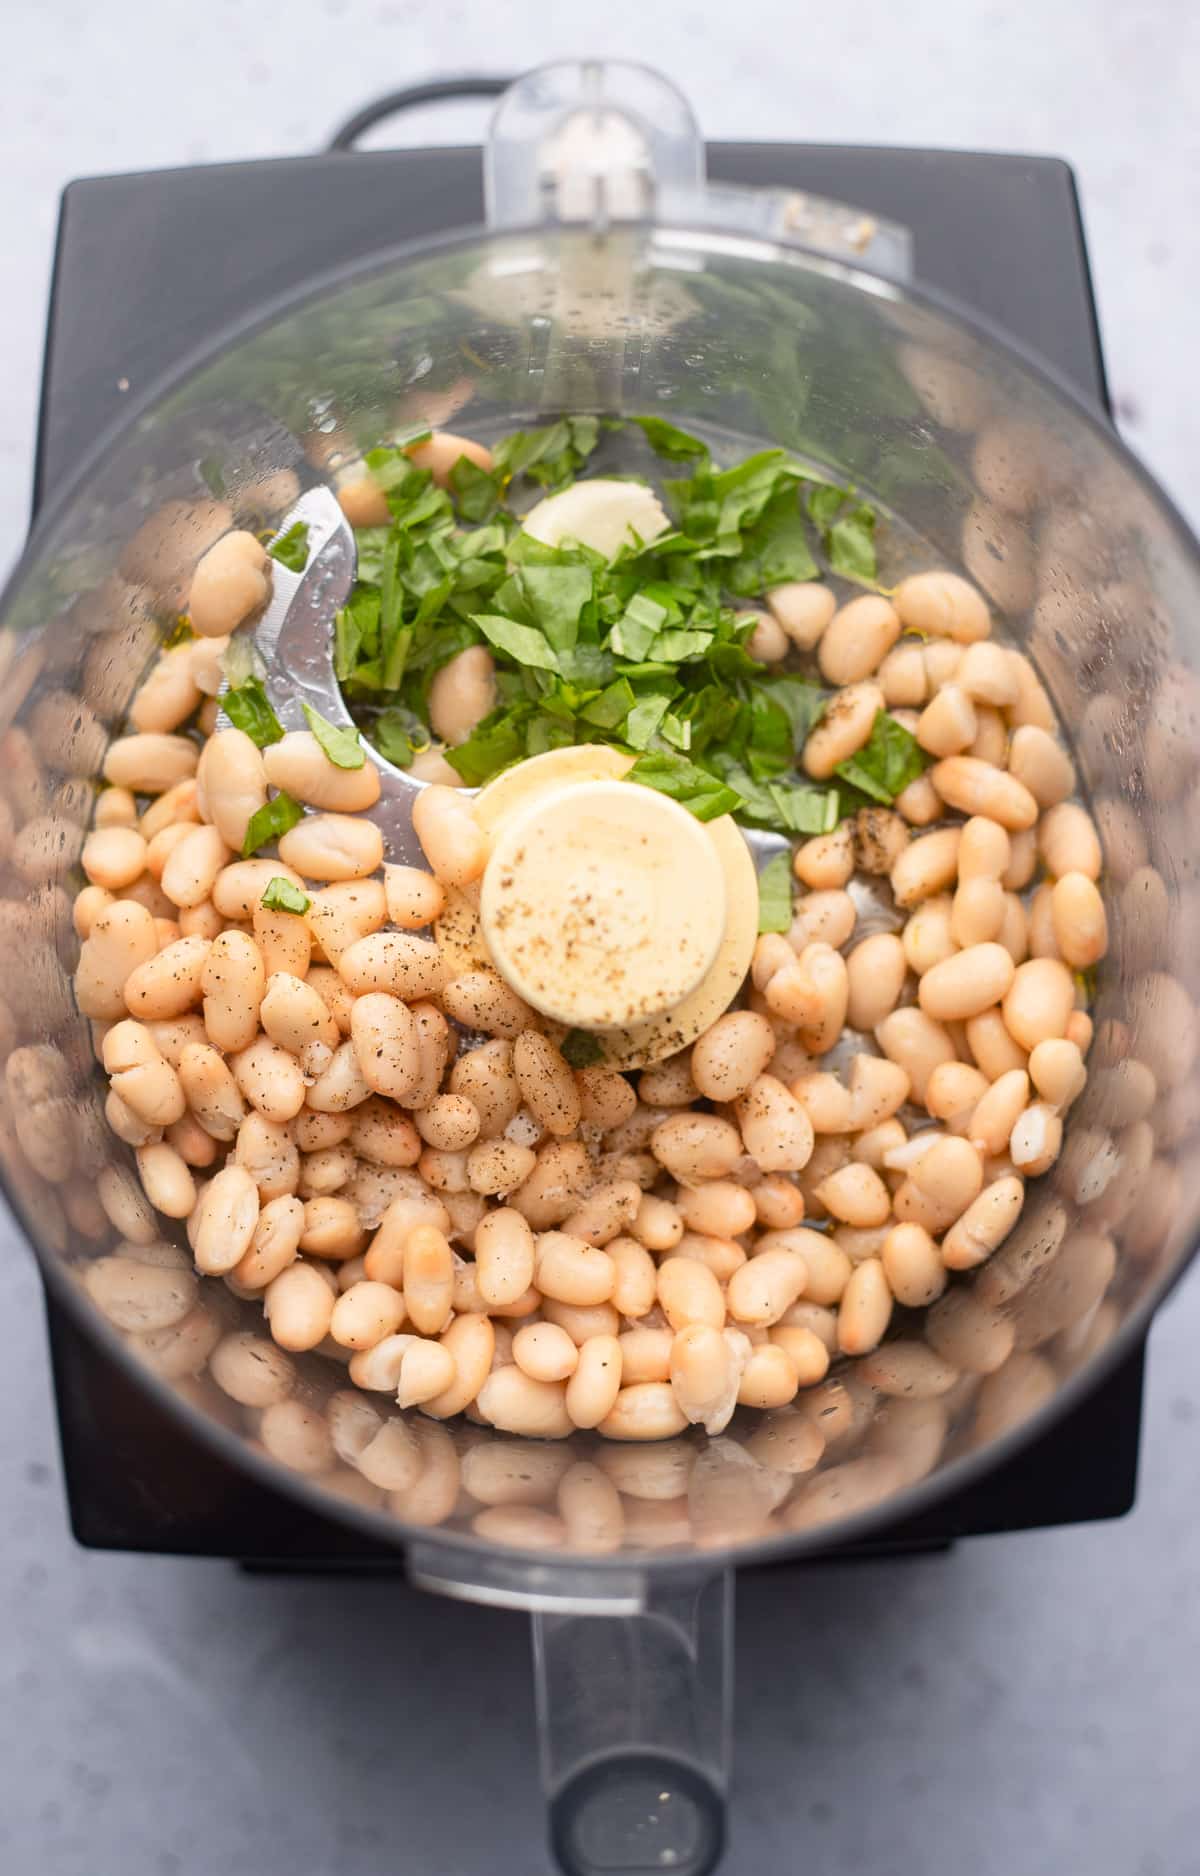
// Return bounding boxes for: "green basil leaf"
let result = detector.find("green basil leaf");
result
[198,456,226,499]
[223,677,284,747]
[390,421,433,451]
[444,707,531,785]
[351,525,391,586]
[624,693,673,750]
[372,705,430,767]
[363,445,420,493]
[381,619,414,694]
[742,688,793,779]
[660,711,692,751]
[756,851,794,934]
[766,779,840,834]
[649,628,713,663]
[826,503,877,583]
[268,520,310,572]
[494,417,601,490]
[473,613,561,672]
[580,678,635,731]
[728,487,820,593]
[679,685,744,758]
[521,565,594,652]
[242,791,304,857]
[834,710,927,804]
[526,715,576,758]
[625,751,743,822]
[709,755,839,835]
[708,450,797,534]
[753,675,827,751]
[611,593,669,661]
[805,482,847,528]
[631,417,711,462]
[555,644,613,688]
[261,876,311,915]
[450,455,503,522]
[222,631,260,691]
[560,1029,606,1069]
[334,589,380,682]
[301,702,365,770]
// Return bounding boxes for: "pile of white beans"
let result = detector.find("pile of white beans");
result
[58,426,1134,1492]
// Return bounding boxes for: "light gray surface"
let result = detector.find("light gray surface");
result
[3,0,1199,570]
[3,6,1200,1874]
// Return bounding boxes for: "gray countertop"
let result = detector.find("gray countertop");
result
[5,1240,1200,1876]
[3,5,1199,1872]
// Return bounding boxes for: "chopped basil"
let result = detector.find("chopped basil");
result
[632,417,711,462]
[560,1029,606,1068]
[580,678,636,732]
[223,677,284,747]
[390,421,434,451]
[756,851,794,934]
[222,630,259,688]
[198,456,226,499]
[445,707,529,785]
[268,520,310,572]
[241,791,304,857]
[625,751,743,823]
[520,564,593,651]
[261,876,311,915]
[611,593,669,661]
[493,416,601,490]
[826,504,877,584]
[372,704,430,768]
[711,758,840,836]
[331,415,883,826]
[301,701,365,770]
[625,693,672,750]
[474,612,561,672]
[834,710,928,805]
[450,455,502,521]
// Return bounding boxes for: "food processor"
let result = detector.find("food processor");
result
[7,59,1199,1875]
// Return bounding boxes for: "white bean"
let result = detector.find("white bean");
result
[931,757,1038,831]
[383,864,445,930]
[803,682,884,779]
[818,596,900,686]
[188,531,270,636]
[278,813,383,883]
[845,932,907,1032]
[193,1164,260,1274]
[766,581,836,649]
[104,733,199,795]
[198,729,267,851]
[918,942,1015,1023]
[412,785,488,887]
[338,931,446,1000]
[263,732,382,812]
[201,930,265,1052]
[836,1258,893,1355]
[428,646,497,746]
[894,570,990,642]
[160,824,230,910]
[124,935,212,1021]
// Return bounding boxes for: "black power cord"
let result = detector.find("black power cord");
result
[326,75,517,152]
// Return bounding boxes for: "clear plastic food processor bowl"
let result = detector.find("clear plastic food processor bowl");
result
[3,61,1198,1876]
